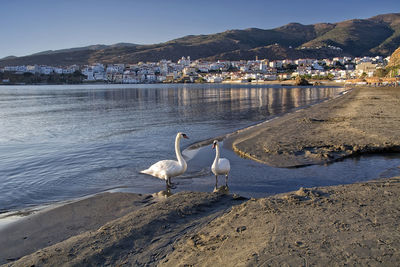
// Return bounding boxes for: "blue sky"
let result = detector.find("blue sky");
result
[1,0,399,58]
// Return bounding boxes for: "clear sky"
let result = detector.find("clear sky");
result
[1,0,399,58]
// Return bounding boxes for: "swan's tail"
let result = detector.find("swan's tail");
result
[140,168,165,177]
[140,168,168,180]
[140,169,152,175]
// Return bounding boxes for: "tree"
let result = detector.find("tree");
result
[23,72,33,77]
[194,77,206,83]
[73,70,84,77]
[374,68,388,78]
[360,72,368,80]
[294,76,311,86]
[385,65,400,78]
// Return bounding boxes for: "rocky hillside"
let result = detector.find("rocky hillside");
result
[1,13,400,66]
[388,46,400,66]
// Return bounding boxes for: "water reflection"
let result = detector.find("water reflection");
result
[152,186,173,199]
[0,84,347,211]
[85,85,346,123]
[213,185,229,194]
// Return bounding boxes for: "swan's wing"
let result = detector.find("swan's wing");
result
[141,160,183,179]
[218,158,231,173]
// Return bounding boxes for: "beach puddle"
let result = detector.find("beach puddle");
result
[178,142,400,198]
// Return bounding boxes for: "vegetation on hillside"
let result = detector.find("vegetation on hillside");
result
[0,70,86,84]
[1,13,400,67]
[303,19,393,56]
[383,46,400,77]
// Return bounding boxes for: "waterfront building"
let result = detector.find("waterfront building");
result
[356,62,377,77]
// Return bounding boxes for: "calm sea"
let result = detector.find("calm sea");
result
[1,84,399,212]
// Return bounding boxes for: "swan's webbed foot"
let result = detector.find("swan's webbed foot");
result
[166,178,176,189]
[169,183,177,189]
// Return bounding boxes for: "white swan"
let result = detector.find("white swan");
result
[141,132,188,187]
[211,140,231,188]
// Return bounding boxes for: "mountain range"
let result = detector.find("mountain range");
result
[1,13,400,67]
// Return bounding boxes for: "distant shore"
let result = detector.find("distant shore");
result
[2,86,400,266]
[0,79,344,86]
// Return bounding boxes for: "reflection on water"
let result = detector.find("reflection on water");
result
[152,187,173,199]
[0,84,350,211]
[85,85,345,123]
[182,142,400,198]
[213,185,230,194]
[0,84,345,144]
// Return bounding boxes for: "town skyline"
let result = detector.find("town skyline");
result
[1,54,395,85]
[1,0,399,59]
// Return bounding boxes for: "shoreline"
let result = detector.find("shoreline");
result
[2,86,400,265]
[0,84,346,215]
[0,80,344,87]
[185,85,350,152]
[229,86,400,167]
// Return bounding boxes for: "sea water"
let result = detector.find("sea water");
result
[0,84,399,212]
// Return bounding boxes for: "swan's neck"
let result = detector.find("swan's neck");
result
[175,135,186,167]
[214,144,220,163]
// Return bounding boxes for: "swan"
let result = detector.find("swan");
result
[140,132,188,187]
[211,140,231,188]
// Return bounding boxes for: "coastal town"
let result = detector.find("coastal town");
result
[3,0,400,264]
[1,55,399,85]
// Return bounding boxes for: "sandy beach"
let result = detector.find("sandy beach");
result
[230,86,400,167]
[2,86,400,266]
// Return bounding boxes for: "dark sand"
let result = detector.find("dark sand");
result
[1,191,246,266]
[0,192,152,265]
[2,86,400,266]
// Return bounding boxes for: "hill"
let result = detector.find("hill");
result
[302,19,393,55]
[1,13,400,66]
[386,45,400,77]
[388,46,400,66]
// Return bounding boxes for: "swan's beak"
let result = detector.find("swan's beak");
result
[182,134,189,139]
[212,143,216,149]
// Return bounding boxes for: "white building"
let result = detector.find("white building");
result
[178,56,191,66]
[94,72,106,81]
[26,65,40,73]
[54,68,63,74]
[312,62,324,71]
[183,67,196,75]
[85,70,95,81]
[40,66,54,75]
[356,62,377,77]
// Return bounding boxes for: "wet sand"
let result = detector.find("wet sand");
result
[1,191,247,266]
[0,192,152,265]
[2,86,400,266]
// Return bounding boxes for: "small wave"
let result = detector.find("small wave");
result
[97,128,139,139]
[184,134,226,152]
[182,147,200,161]
[379,166,400,178]
[176,168,211,179]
